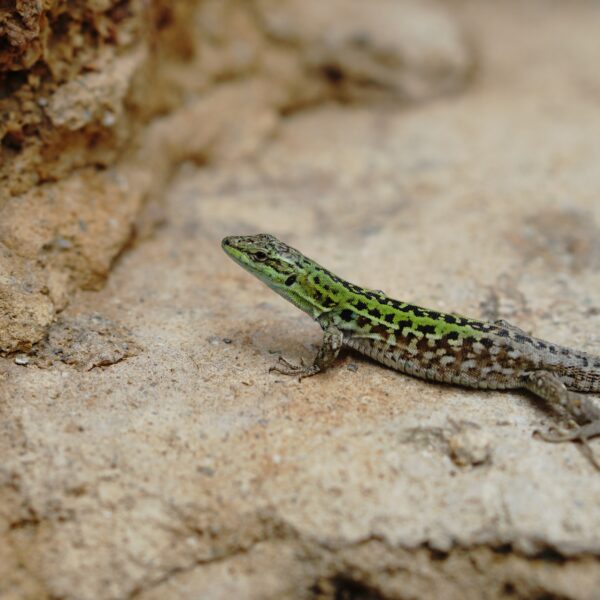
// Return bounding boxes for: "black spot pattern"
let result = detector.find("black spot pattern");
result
[369,307,382,319]
[407,305,428,318]
[363,291,380,300]
[419,324,437,335]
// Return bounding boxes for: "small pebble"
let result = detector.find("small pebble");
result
[55,236,73,250]
[102,111,116,127]
[197,466,215,477]
[223,338,233,344]
[15,355,29,366]
[347,363,358,372]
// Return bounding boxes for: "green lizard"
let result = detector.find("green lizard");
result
[222,233,600,467]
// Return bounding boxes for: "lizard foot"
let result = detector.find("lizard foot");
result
[535,420,600,471]
[536,420,600,443]
[269,356,320,381]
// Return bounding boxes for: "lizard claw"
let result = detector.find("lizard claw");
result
[535,421,600,471]
[534,426,578,443]
[269,354,320,381]
[269,355,304,376]
[535,420,600,443]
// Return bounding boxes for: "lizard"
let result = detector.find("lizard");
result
[222,233,600,468]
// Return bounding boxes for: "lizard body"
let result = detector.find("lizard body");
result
[222,234,600,466]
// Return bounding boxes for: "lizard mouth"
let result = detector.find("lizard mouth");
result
[221,236,235,250]
[221,235,266,275]
[221,236,246,265]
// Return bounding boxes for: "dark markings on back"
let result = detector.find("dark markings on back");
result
[363,291,381,300]
[322,297,336,308]
[370,323,392,338]
[340,309,353,322]
[419,324,437,335]
[408,305,429,318]
[356,316,370,328]
[370,307,382,319]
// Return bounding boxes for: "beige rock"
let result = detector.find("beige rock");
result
[255,0,474,102]
[0,244,54,352]
[0,170,142,291]
[45,49,146,132]
[14,2,600,599]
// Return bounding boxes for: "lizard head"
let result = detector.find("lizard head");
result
[222,233,327,317]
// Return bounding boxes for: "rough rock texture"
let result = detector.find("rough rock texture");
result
[30,313,139,370]
[0,0,473,353]
[2,1,600,599]
[0,244,54,352]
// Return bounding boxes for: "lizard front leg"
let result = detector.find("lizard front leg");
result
[270,322,344,380]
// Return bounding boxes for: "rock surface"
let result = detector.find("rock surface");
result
[2,1,600,599]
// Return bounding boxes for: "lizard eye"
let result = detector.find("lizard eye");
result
[254,251,268,261]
